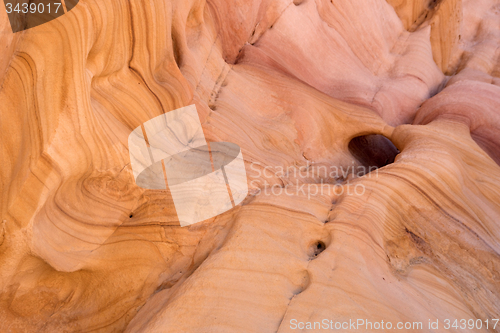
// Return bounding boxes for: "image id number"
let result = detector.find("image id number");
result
[6,2,62,14]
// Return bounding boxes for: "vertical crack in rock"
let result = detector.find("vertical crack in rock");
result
[275,268,312,333]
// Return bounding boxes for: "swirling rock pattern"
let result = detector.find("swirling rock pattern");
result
[0,0,499,332]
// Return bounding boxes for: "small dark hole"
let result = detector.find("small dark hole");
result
[129,214,133,218]
[309,241,326,258]
[348,134,399,173]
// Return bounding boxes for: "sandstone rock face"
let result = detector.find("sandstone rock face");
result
[0,0,499,332]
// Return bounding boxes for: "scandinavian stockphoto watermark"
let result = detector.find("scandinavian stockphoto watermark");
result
[128,105,248,227]
[247,160,380,199]
[290,318,424,331]
[289,318,500,331]
[128,105,378,227]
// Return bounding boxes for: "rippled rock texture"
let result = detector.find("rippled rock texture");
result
[0,0,499,332]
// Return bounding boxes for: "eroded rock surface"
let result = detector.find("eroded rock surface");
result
[0,0,499,332]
